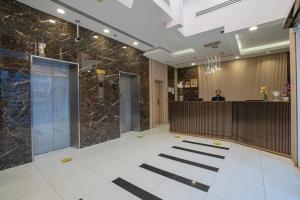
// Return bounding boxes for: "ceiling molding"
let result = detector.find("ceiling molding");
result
[236,34,290,55]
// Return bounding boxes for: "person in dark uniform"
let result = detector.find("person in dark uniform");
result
[211,89,225,101]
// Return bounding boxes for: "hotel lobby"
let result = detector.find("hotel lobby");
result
[0,0,300,200]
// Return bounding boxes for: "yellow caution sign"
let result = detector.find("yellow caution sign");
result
[61,157,73,163]
[213,140,222,146]
[137,134,143,138]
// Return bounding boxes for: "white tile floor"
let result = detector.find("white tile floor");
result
[1,125,300,200]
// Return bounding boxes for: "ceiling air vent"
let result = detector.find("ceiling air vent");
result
[195,0,244,17]
[204,41,221,49]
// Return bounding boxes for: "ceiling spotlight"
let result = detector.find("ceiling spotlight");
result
[57,8,65,14]
[235,56,240,59]
[103,29,110,33]
[122,46,127,49]
[249,26,258,31]
[93,35,99,39]
[191,62,196,66]
[266,51,270,54]
[48,19,56,24]
[133,41,138,46]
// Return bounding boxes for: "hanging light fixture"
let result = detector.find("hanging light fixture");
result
[204,55,221,75]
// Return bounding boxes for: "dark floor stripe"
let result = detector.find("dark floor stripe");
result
[140,163,210,192]
[182,140,230,150]
[112,178,162,200]
[158,153,219,172]
[172,146,225,159]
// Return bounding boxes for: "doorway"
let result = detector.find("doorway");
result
[154,80,164,126]
[31,56,79,156]
[119,72,140,133]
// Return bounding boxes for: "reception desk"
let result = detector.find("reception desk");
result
[169,101,291,156]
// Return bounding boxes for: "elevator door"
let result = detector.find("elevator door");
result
[120,75,132,133]
[120,73,140,133]
[32,58,71,155]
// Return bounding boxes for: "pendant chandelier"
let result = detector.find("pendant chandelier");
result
[204,55,221,75]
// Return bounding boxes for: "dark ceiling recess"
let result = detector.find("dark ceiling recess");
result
[49,0,154,48]
[195,0,244,17]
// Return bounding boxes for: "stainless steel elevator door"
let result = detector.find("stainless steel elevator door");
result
[131,76,140,132]
[120,74,132,133]
[32,58,54,155]
[52,61,70,150]
[32,57,71,155]
[120,73,140,133]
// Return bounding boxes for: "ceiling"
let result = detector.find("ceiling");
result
[17,0,294,68]
[238,24,288,49]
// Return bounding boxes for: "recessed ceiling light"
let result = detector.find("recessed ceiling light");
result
[57,8,65,14]
[133,41,138,46]
[93,35,99,39]
[103,29,110,33]
[48,19,56,24]
[172,48,195,56]
[266,51,270,54]
[249,26,258,31]
[191,62,196,66]
[122,46,127,49]
[235,56,240,59]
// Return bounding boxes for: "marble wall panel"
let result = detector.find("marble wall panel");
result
[0,0,149,170]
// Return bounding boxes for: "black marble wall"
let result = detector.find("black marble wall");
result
[0,0,149,170]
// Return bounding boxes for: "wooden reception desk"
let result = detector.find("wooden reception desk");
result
[169,101,291,156]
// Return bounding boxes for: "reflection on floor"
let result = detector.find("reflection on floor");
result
[0,125,300,200]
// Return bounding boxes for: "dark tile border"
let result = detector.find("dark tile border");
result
[182,140,230,150]
[172,146,225,159]
[158,153,219,172]
[112,178,162,200]
[140,163,210,192]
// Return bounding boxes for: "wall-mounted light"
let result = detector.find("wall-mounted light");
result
[191,62,196,66]
[57,8,65,14]
[122,46,127,49]
[48,19,56,24]
[249,26,258,31]
[93,35,99,39]
[133,41,138,46]
[235,56,240,59]
[104,29,110,33]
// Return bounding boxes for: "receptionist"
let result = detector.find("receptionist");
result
[211,89,225,101]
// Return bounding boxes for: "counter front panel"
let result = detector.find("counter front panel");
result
[169,101,291,156]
